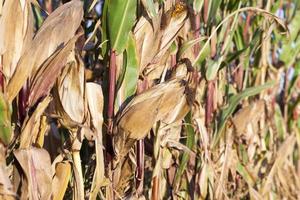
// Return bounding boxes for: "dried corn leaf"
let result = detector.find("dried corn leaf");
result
[6,0,83,102]
[19,96,52,148]
[52,162,71,200]
[0,0,34,81]
[14,148,52,200]
[86,82,105,199]
[28,35,80,107]
[134,14,161,72]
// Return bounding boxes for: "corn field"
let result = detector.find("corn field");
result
[0,0,300,199]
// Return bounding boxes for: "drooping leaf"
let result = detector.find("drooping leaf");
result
[28,35,81,107]
[6,1,83,102]
[205,57,223,81]
[178,37,206,59]
[86,83,105,199]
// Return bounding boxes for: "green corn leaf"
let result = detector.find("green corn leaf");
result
[101,0,109,56]
[123,33,139,98]
[173,112,195,190]
[107,0,137,54]
[207,0,222,24]
[116,33,139,99]
[0,93,12,146]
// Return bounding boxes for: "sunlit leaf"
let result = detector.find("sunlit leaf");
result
[107,0,137,54]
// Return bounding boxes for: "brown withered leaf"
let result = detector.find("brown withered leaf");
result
[14,148,53,200]
[28,35,81,107]
[52,162,71,200]
[86,82,105,199]
[0,0,34,82]
[134,2,187,74]
[19,96,52,149]
[53,51,86,129]
[6,0,83,102]
[113,78,187,162]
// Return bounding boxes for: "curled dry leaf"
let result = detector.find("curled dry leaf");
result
[86,82,105,199]
[14,147,53,200]
[6,0,83,102]
[28,35,81,107]
[0,0,34,82]
[53,51,86,129]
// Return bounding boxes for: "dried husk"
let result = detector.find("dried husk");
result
[113,79,187,162]
[53,51,86,130]
[134,2,187,75]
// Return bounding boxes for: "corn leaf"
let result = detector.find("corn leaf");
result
[107,0,137,54]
